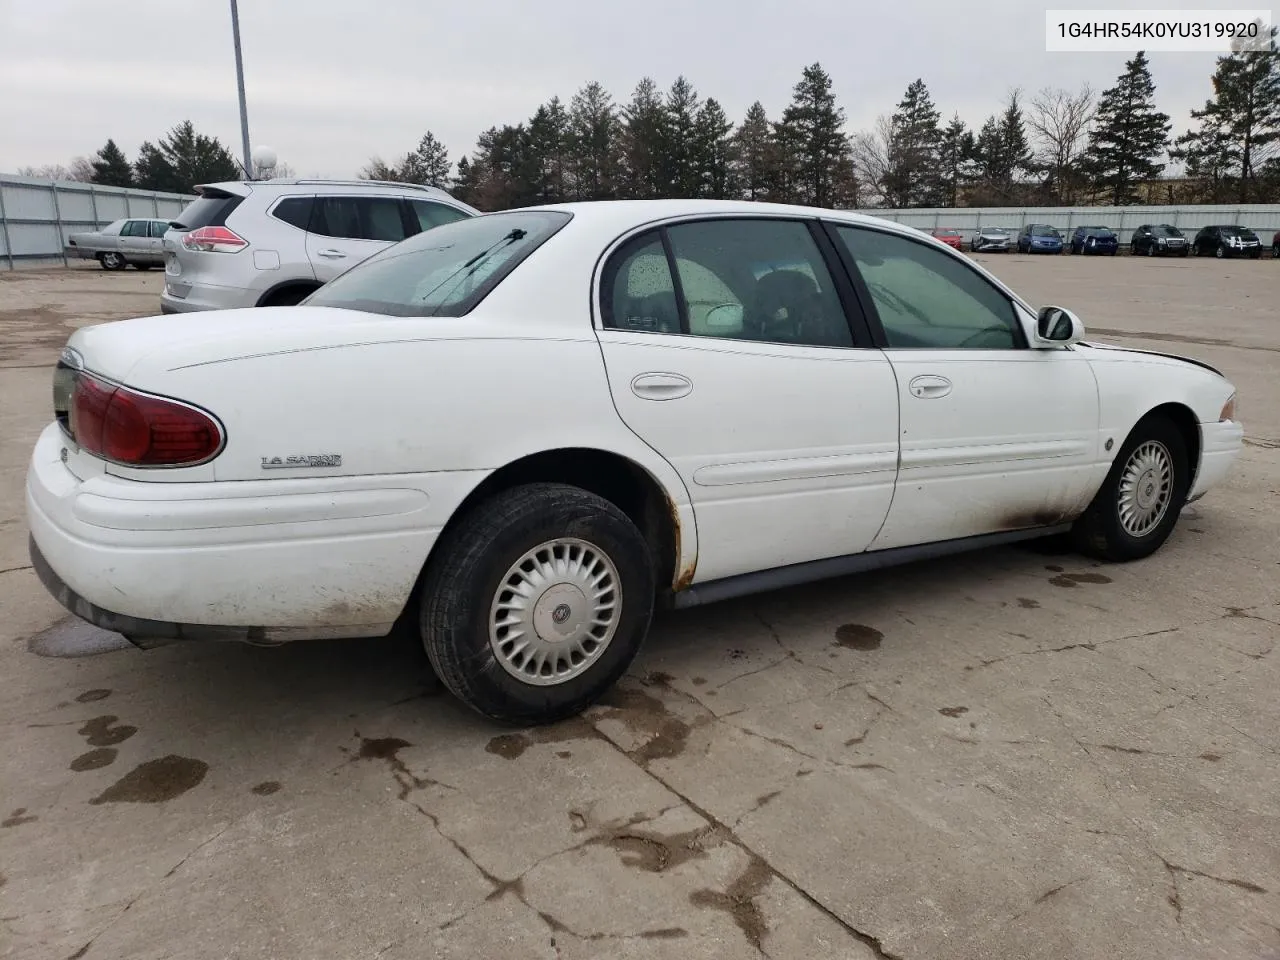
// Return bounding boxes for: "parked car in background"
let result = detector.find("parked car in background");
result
[28,199,1243,724]
[1017,224,1064,254]
[971,226,1013,252]
[1272,231,1279,258]
[1069,226,1119,256]
[930,228,966,250]
[1191,225,1263,259]
[1130,224,1189,257]
[160,179,479,313]
[67,218,173,271]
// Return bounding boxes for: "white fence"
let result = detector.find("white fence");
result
[850,203,1280,246]
[0,174,196,270]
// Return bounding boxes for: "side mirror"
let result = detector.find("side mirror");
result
[1034,305,1084,347]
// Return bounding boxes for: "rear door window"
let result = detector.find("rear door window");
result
[149,220,172,238]
[122,220,149,237]
[310,196,407,242]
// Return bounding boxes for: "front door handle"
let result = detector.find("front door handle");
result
[908,375,952,399]
[316,248,347,259]
[631,372,693,401]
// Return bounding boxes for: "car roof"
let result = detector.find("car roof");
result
[503,199,931,238]
[195,178,461,201]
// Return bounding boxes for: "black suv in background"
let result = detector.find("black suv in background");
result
[1192,225,1263,259]
[1130,224,1189,257]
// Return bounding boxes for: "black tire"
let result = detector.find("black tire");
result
[1071,414,1190,563]
[1146,244,1155,257]
[99,252,126,271]
[1179,249,1189,258]
[1214,244,1225,259]
[419,482,655,725]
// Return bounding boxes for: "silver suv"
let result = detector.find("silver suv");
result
[160,179,478,313]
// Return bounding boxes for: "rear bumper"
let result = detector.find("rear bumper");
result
[160,282,255,313]
[25,423,481,643]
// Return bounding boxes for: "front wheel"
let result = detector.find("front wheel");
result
[1215,245,1225,259]
[1071,415,1190,562]
[419,483,655,725]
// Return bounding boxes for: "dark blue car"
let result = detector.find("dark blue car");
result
[1070,226,1119,256]
[1016,224,1063,254]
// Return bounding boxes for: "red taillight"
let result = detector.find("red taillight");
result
[182,225,247,253]
[70,374,222,466]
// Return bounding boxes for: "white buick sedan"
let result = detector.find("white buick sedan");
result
[27,201,1243,724]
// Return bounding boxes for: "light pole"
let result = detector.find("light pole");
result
[230,0,252,179]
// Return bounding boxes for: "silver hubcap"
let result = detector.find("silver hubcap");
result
[489,538,621,686]
[1117,440,1174,537]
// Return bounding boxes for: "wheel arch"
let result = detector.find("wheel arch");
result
[255,278,322,307]
[392,446,691,636]
[1122,402,1202,490]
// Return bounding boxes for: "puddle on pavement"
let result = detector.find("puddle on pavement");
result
[938,706,969,718]
[70,748,117,772]
[75,689,111,703]
[2,808,38,828]
[484,722,590,760]
[251,781,282,796]
[28,619,132,658]
[834,624,883,651]
[689,853,772,949]
[1017,598,1041,609]
[1049,572,1113,588]
[89,755,209,804]
[78,716,138,747]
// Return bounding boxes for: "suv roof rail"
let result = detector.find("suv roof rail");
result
[250,178,450,194]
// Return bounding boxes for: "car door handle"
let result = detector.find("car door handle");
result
[631,373,693,401]
[908,375,952,399]
[316,248,347,259]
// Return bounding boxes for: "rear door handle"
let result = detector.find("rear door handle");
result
[316,248,347,259]
[908,375,952,399]
[631,373,693,401]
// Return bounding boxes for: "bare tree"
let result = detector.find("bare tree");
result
[851,115,895,206]
[1026,84,1096,203]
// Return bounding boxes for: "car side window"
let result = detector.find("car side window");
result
[601,232,682,334]
[272,196,314,230]
[602,220,854,348]
[666,219,854,347]
[309,197,406,242]
[835,225,1023,350]
[122,220,148,237]
[410,199,471,233]
[149,221,170,238]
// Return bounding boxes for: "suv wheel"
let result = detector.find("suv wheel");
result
[419,483,655,725]
[261,286,317,307]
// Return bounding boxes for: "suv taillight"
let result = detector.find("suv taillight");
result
[182,225,248,253]
[68,373,224,467]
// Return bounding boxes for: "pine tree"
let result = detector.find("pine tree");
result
[1083,52,1170,205]
[971,92,1034,203]
[359,157,404,181]
[619,78,668,199]
[1171,24,1279,203]
[731,102,774,201]
[693,98,736,198]
[89,139,134,188]
[451,155,487,207]
[883,79,942,208]
[400,131,452,187]
[567,81,621,201]
[774,63,853,208]
[660,76,702,198]
[935,115,975,207]
[133,141,181,192]
[526,97,571,203]
[154,121,240,192]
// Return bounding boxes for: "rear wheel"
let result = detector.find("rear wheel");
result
[99,252,126,271]
[419,483,655,725]
[1071,414,1190,562]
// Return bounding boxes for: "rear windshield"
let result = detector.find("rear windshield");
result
[304,210,572,317]
[172,189,244,230]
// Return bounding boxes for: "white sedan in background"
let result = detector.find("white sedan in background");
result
[27,201,1243,724]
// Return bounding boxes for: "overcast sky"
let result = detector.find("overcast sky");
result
[0,0,1234,178]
